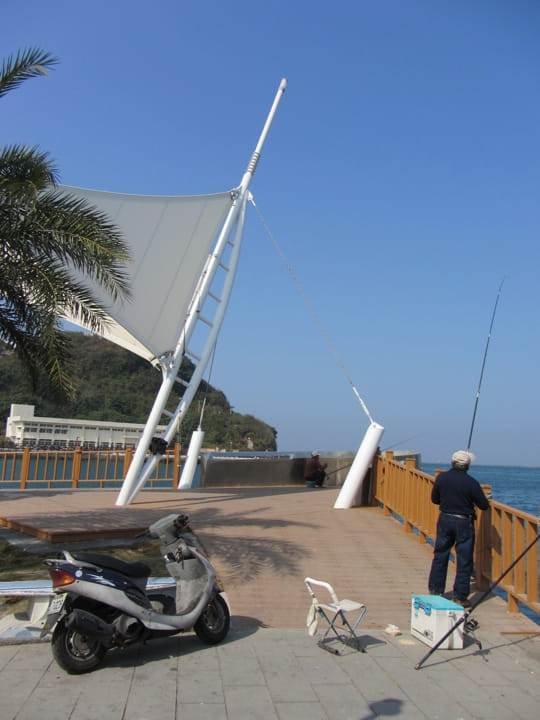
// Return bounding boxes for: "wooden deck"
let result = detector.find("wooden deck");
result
[1,487,538,634]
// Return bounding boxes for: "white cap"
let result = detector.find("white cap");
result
[451,450,476,466]
[311,451,320,457]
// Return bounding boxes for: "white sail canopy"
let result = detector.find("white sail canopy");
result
[59,185,235,362]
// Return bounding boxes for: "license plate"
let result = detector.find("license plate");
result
[48,593,67,614]
[40,593,67,638]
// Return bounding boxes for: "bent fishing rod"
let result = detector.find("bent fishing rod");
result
[466,278,505,451]
[415,528,540,670]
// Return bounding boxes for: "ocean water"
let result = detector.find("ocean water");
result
[422,463,540,519]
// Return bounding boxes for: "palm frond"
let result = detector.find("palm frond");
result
[0,48,58,100]
[30,190,132,300]
[0,146,58,212]
[0,56,132,401]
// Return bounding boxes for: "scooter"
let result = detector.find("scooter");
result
[41,513,230,674]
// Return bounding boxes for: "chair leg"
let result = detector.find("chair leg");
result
[316,609,343,653]
[317,610,365,654]
[317,639,340,655]
[339,614,366,652]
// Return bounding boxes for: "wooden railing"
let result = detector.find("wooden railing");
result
[372,451,540,617]
[0,444,181,489]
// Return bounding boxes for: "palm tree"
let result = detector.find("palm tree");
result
[0,48,131,397]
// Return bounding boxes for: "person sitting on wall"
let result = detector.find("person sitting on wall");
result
[304,451,327,488]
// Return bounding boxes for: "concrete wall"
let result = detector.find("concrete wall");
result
[200,454,358,490]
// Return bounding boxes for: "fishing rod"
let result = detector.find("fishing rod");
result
[466,278,505,451]
[383,436,423,453]
[415,528,540,670]
[325,462,354,477]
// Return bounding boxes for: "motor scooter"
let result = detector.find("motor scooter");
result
[41,513,230,674]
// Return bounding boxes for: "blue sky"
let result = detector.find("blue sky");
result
[2,1,539,466]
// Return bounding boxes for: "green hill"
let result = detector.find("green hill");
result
[0,332,277,451]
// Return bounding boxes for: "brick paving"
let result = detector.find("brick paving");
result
[1,486,538,634]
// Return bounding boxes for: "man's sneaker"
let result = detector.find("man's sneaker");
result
[452,596,471,608]
[429,589,443,596]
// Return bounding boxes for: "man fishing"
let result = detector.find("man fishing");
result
[428,450,489,607]
[304,451,327,488]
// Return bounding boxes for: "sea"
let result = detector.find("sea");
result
[421,463,540,519]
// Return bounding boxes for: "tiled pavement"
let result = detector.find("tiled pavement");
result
[1,627,539,719]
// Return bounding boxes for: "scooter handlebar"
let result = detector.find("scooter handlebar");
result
[146,513,192,544]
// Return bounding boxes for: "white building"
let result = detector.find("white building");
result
[5,404,166,450]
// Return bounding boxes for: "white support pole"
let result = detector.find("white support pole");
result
[116,191,245,506]
[178,428,205,489]
[333,422,384,509]
[238,78,287,194]
[118,193,249,506]
[115,79,287,507]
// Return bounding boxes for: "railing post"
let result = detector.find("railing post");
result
[20,448,31,489]
[475,488,492,591]
[123,447,133,478]
[404,457,416,534]
[370,451,381,506]
[380,451,393,515]
[72,447,82,489]
[526,520,539,604]
[174,442,181,488]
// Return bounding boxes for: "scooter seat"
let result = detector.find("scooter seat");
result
[71,552,151,578]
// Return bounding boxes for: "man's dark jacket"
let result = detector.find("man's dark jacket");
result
[431,468,489,516]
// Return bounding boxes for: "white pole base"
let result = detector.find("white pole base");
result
[178,429,205,489]
[333,422,384,509]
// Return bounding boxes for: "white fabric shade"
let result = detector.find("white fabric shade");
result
[59,185,235,362]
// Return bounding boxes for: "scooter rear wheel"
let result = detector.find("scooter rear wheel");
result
[52,618,107,674]
[194,594,230,644]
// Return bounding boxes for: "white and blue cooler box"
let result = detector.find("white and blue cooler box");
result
[411,595,464,649]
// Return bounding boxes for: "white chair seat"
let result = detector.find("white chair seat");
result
[320,599,365,613]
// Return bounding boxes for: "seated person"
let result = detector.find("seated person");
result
[304,451,327,487]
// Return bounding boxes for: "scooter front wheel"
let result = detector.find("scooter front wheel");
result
[194,594,230,644]
[51,619,107,674]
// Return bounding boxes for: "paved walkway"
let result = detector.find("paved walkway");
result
[1,488,539,718]
[1,627,539,719]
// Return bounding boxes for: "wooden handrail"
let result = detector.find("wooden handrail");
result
[372,451,540,617]
[0,444,181,489]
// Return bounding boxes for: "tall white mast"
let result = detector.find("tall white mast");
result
[116,79,287,506]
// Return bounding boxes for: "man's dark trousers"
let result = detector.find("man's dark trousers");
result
[429,513,474,600]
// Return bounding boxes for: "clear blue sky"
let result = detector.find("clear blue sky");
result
[2,1,539,466]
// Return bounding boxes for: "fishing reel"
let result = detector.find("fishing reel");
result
[464,616,482,652]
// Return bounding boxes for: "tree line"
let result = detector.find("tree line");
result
[0,332,277,451]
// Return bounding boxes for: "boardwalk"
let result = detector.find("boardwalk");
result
[0,486,537,633]
[1,487,539,720]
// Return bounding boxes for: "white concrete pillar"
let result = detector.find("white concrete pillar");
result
[178,428,205,489]
[333,422,384,509]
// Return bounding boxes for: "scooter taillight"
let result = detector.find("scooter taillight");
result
[49,568,76,588]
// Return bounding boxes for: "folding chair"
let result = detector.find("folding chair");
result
[304,577,367,654]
